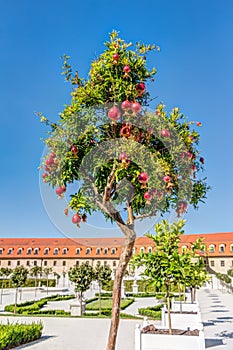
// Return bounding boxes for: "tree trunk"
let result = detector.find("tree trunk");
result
[166,283,172,334]
[178,282,182,313]
[47,276,49,295]
[99,281,102,315]
[106,232,135,350]
[14,288,18,314]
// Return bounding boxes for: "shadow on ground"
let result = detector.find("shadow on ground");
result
[205,338,224,348]
[15,336,55,349]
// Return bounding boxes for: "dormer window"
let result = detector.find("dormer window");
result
[0,248,3,255]
[86,248,91,255]
[219,244,225,253]
[111,248,116,255]
[140,247,145,253]
[62,248,68,255]
[34,248,39,255]
[27,248,32,255]
[44,248,49,255]
[230,244,233,252]
[209,244,215,253]
[104,248,108,255]
[17,248,23,255]
[54,248,59,255]
[148,247,152,253]
[8,248,13,255]
[132,247,136,254]
[182,245,187,252]
[76,248,81,255]
[96,248,101,255]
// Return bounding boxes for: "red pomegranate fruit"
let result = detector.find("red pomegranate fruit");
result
[72,213,81,224]
[121,100,131,110]
[131,102,141,113]
[108,106,121,121]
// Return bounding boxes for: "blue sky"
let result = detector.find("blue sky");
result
[0,0,233,238]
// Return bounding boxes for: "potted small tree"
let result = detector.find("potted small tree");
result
[68,262,95,316]
[11,266,28,314]
[132,220,206,350]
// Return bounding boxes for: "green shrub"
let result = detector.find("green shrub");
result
[0,322,43,349]
[86,298,134,311]
[138,304,164,320]
[4,294,75,315]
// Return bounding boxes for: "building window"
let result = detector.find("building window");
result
[34,261,37,266]
[53,261,57,266]
[44,261,47,266]
[111,248,116,255]
[220,260,225,267]
[54,248,59,255]
[232,260,233,267]
[210,260,215,267]
[230,245,233,253]
[76,261,79,266]
[148,247,152,253]
[113,261,116,267]
[219,244,225,253]
[26,261,30,266]
[17,261,20,266]
[7,248,13,255]
[34,248,39,255]
[86,248,91,255]
[62,261,66,266]
[8,261,11,266]
[182,245,187,252]
[104,248,108,255]
[76,248,80,255]
[27,248,32,255]
[140,247,145,253]
[104,261,107,266]
[132,247,136,254]
[17,248,22,255]
[0,248,3,255]
[209,245,215,253]
[62,248,67,255]
[44,248,49,255]
[96,248,101,255]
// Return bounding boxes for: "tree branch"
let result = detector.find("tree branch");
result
[134,211,157,220]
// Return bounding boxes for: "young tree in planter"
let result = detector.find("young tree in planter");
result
[133,220,186,334]
[94,262,112,314]
[43,267,53,294]
[11,266,28,314]
[30,266,43,298]
[68,262,95,313]
[39,32,208,349]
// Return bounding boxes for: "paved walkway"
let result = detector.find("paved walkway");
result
[1,287,233,349]
[197,287,233,350]
[123,296,159,316]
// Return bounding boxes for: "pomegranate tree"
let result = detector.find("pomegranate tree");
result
[39,31,209,350]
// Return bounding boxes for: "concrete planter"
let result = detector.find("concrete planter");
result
[135,324,205,350]
[162,307,203,330]
[171,298,199,313]
[70,300,86,316]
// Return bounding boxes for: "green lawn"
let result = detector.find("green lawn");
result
[86,298,134,310]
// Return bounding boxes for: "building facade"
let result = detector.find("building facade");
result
[0,232,233,276]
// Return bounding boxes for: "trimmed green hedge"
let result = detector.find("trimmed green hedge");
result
[0,278,56,288]
[138,304,164,320]
[4,294,75,315]
[103,280,181,293]
[0,322,43,349]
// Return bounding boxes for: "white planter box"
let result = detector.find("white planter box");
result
[171,298,199,313]
[162,307,203,330]
[135,324,205,350]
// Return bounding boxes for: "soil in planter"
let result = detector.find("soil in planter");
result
[142,324,199,336]
[169,311,198,314]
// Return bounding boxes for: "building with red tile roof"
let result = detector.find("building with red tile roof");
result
[0,232,232,275]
